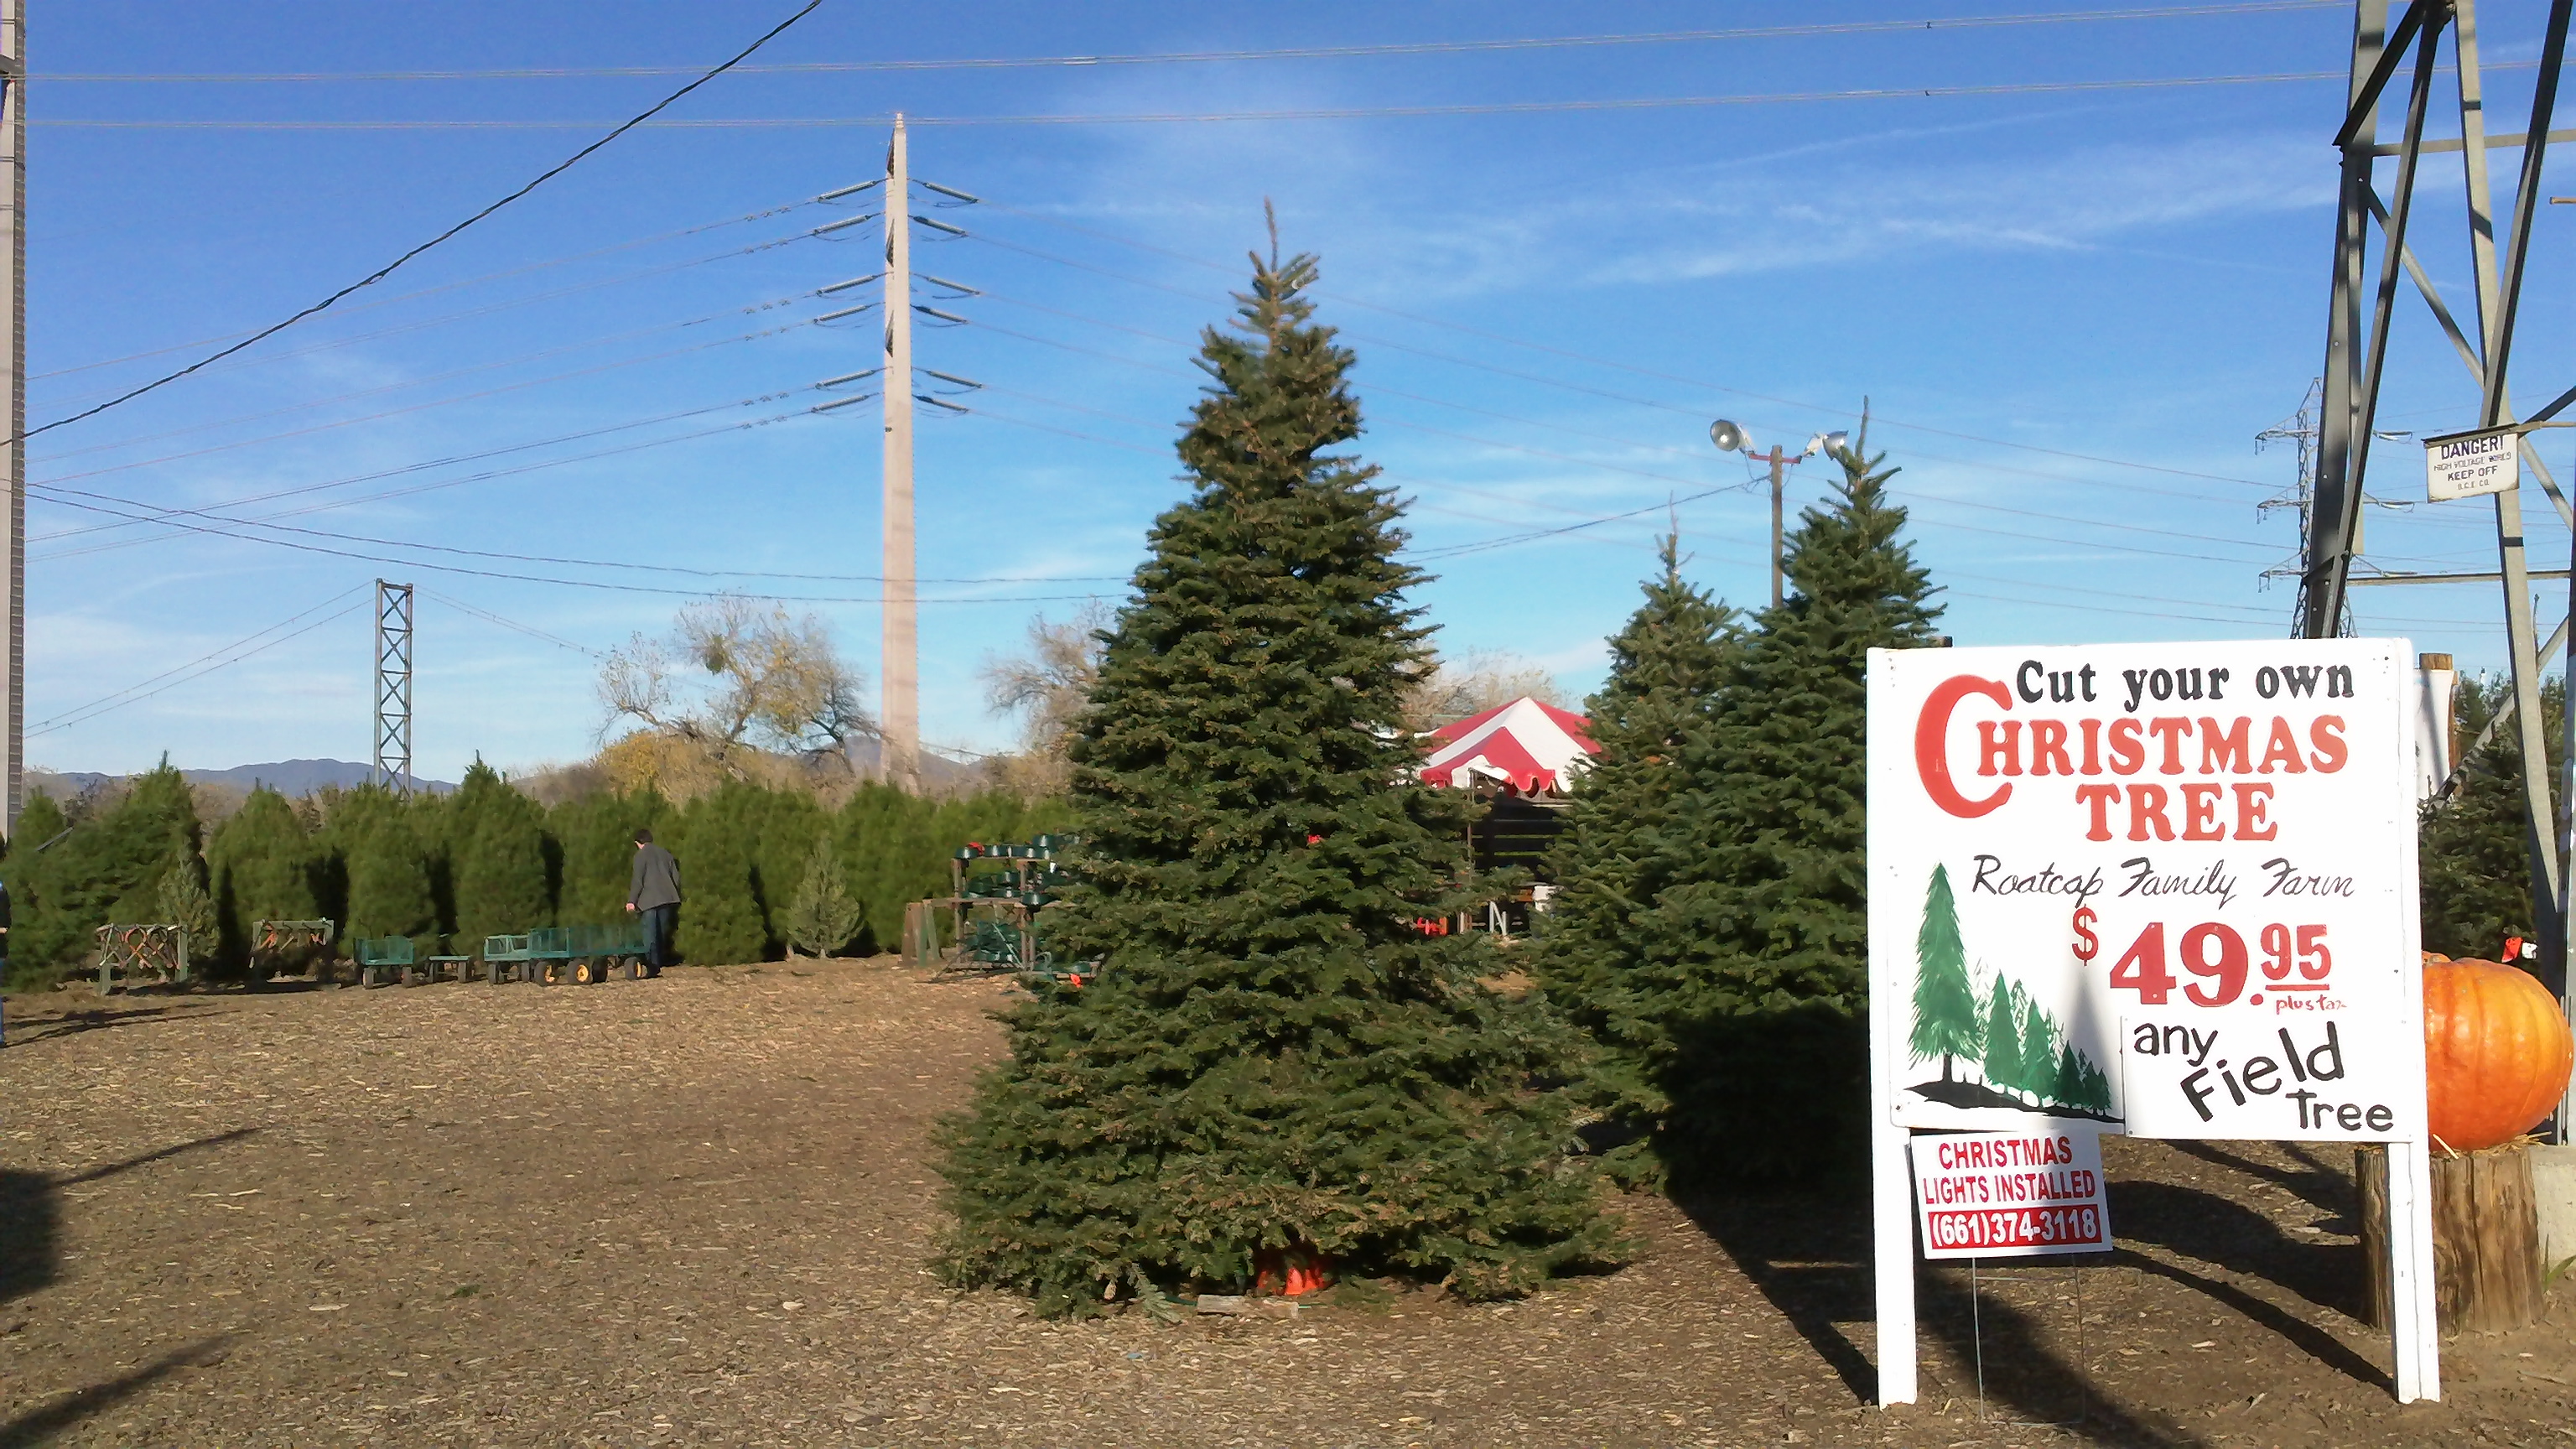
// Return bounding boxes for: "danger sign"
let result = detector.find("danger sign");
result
[1910,1127,2111,1259]
[2425,426,2518,502]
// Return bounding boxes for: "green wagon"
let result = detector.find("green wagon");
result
[482,922,649,985]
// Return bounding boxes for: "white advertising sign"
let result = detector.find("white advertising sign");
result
[1865,638,2439,1406]
[2426,427,2518,501]
[1867,639,2427,1143]
[1910,1126,2111,1259]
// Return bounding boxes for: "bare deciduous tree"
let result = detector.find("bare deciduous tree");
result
[980,604,1109,796]
[600,596,875,788]
[1400,648,1570,733]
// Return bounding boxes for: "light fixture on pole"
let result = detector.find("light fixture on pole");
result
[1713,422,1846,609]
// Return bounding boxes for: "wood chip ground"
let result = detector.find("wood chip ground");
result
[2,959,2571,1446]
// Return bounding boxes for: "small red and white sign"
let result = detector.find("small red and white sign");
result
[1909,1127,2111,1259]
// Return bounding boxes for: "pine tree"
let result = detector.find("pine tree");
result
[1907,865,1979,1083]
[1535,532,1739,1172]
[207,786,319,974]
[752,786,827,955]
[1617,432,1944,1182]
[2016,997,2057,1105]
[2419,674,2561,958]
[449,761,553,949]
[548,788,672,925]
[156,861,217,965]
[342,793,437,951]
[1,792,66,984]
[782,834,863,957]
[935,243,1618,1313]
[675,781,766,965]
[837,782,924,955]
[1979,975,2022,1099]
[11,762,203,974]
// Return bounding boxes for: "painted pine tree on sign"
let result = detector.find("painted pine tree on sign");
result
[1909,864,1980,1083]
[1981,976,2021,1098]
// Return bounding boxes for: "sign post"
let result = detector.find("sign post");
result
[1867,639,2438,1405]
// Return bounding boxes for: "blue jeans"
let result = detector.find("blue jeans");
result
[641,903,678,969]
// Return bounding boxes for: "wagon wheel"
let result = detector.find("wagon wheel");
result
[542,962,559,986]
[574,958,598,985]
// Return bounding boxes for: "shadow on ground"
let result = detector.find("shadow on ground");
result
[2163,1140,2359,1228]
[2110,1177,2367,1322]
[0,1337,231,1449]
[3,1002,214,1047]
[3,1129,259,1310]
[1675,1190,2199,1447]
[0,1170,53,1307]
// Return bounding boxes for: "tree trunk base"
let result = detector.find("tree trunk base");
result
[2358,1142,2542,1334]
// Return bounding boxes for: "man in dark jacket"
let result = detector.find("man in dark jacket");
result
[626,828,682,975]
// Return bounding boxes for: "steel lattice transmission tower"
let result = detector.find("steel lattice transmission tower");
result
[371,580,414,796]
[2294,0,2575,1128]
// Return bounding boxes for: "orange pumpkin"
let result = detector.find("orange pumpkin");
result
[2423,958,2574,1152]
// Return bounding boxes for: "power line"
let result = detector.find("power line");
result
[958,278,2307,561]
[34,220,822,420]
[34,317,813,494]
[29,191,822,385]
[29,393,794,551]
[29,485,1114,606]
[39,5,2345,81]
[28,589,370,737]
[32,70,2388,129]
[418,587,603,658]
[35,286,834,469]
[24,0,824,442]
[972,203,2293,491]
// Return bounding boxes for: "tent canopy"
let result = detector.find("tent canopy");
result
[1420,696,1598,793]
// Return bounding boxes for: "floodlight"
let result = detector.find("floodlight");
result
[1710,419,1748,453]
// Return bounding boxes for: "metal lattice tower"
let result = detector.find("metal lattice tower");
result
[371,580,413,796]
[2293,0,2575,1130]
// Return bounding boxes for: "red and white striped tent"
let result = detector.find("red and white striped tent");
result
[1420,696,1600,794]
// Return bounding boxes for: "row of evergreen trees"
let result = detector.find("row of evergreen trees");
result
[3,761,1064,984]
[1536,437,1941,1187]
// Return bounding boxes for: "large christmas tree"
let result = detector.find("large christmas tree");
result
[1536,533,1739,1181]
[1620,433,1942,1181]
[934,242,1618,1314]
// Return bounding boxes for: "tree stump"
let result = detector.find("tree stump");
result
[2357,1143,2542,1333]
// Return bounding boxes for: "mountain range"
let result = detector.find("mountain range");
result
[28,759,455,799]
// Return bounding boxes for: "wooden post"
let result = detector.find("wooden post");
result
[2360,1143,2544,1332]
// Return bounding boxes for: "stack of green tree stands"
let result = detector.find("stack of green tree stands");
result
[935,246,1622,1315]
[1540,434,1943,1187]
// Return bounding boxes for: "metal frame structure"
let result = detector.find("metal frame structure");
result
[371,579,414,795]
[2295,0,2575,1050]
[1,1,26,841]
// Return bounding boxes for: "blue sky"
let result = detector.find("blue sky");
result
[28,1,2575,778]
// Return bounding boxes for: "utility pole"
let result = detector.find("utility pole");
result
[0,0,25,839]
[372,580,413,797]
[1711,418,1834,610]
[1758,445,1791,610]
[880,114,918,791]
